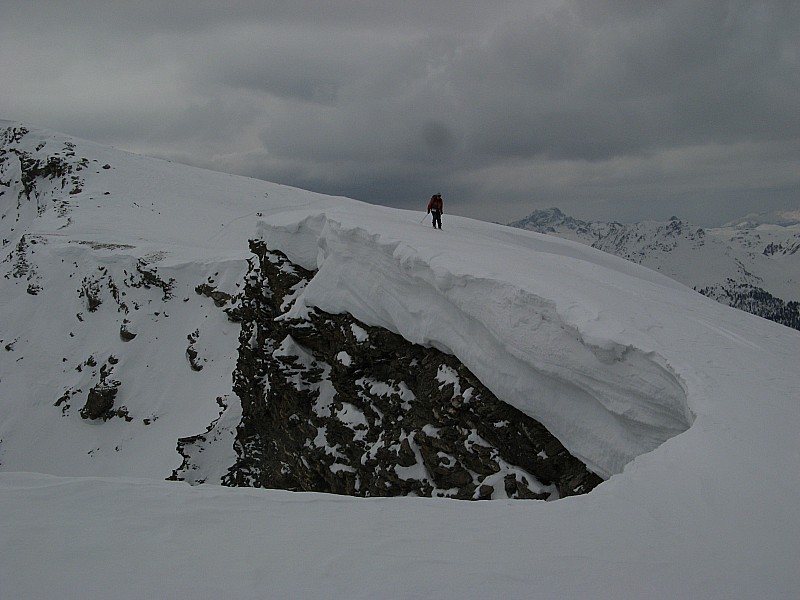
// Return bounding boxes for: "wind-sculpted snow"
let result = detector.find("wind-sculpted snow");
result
[259,214,692,477]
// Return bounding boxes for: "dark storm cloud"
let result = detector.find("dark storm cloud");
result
[2,1,798,225]
[455,1,800,160]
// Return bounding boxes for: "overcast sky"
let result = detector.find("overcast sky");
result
[2,1,799,225]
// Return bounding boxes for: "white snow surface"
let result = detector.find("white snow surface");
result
[510,207,800,303]
[2,122,800,598]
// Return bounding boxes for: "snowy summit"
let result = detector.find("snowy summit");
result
[1,122,800,599]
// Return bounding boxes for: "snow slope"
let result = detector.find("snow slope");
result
[2,122,800,598]
[508,207,800,328]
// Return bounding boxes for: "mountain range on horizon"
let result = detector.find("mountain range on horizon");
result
[508,207,800,331]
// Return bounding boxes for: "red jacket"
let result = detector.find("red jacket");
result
[427,195,443,212]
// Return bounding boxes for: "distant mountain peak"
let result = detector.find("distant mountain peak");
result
[507,208,800,331]
[507,207,589,233]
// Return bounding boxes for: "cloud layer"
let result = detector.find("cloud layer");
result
[2,1,799,224]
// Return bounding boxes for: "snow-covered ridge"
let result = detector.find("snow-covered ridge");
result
[4,122,800,598]
[0,121,783,479]
[509,208,800,331]
[260,213,692,477]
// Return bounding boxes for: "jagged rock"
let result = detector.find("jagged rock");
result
[119,322,136,341]
[186,346,203,371]
[185,330,204,371]
[195,283,232,307]
[477,485,494,500]
[175,241,603,501]
[504,474,548,500]
[397,438,416,467]
[134,260,174,300]
[80,384,117,420]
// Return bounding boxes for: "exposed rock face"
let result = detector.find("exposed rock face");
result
[174,241,602,500]
[80,384,118,420]
[79,359,127,421]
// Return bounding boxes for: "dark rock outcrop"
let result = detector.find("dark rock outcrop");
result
[175,241,602,500]
[80,384,118,420]
[79,360,124,421]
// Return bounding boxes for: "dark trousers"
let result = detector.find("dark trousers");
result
[431,210,442,229]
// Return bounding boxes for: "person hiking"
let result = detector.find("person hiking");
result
[427,193,443,229]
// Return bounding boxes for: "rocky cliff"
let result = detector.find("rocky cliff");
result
[172,240,602,500]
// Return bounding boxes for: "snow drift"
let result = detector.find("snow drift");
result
[260,212,692,477]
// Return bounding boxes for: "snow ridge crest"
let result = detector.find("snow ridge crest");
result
[258,213,691,477]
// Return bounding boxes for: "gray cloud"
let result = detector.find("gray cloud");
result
[2,1,798,225]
